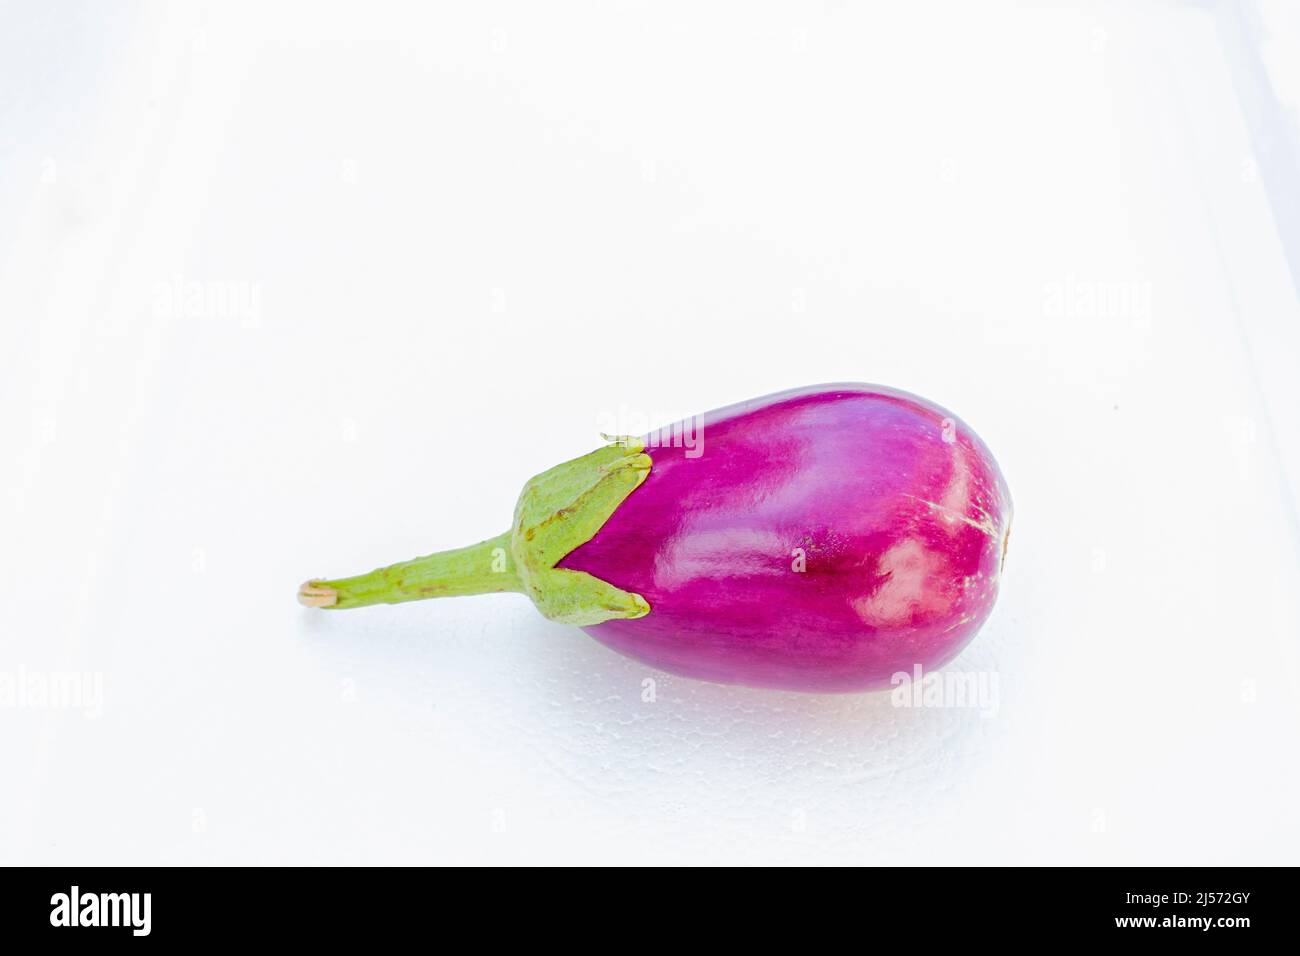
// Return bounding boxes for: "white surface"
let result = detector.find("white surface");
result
[2,1,1299,865]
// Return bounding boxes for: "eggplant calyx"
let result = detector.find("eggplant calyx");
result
[296,439,652,623]
[510,438,652,626]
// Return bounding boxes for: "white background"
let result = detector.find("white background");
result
[3,1,1299,865]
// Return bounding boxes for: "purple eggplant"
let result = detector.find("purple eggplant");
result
[299,384,1012,692]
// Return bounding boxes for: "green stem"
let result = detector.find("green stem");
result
[299,531,519,610]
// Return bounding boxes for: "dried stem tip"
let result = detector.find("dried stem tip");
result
[297,581,338,608]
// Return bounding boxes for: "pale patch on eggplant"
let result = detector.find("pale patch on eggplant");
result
[905,494,1001,539]
[852,537,955,627]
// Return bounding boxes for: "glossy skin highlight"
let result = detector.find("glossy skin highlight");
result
[559,384,1012,692]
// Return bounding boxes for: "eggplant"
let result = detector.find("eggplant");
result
[299,384,1012,692]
